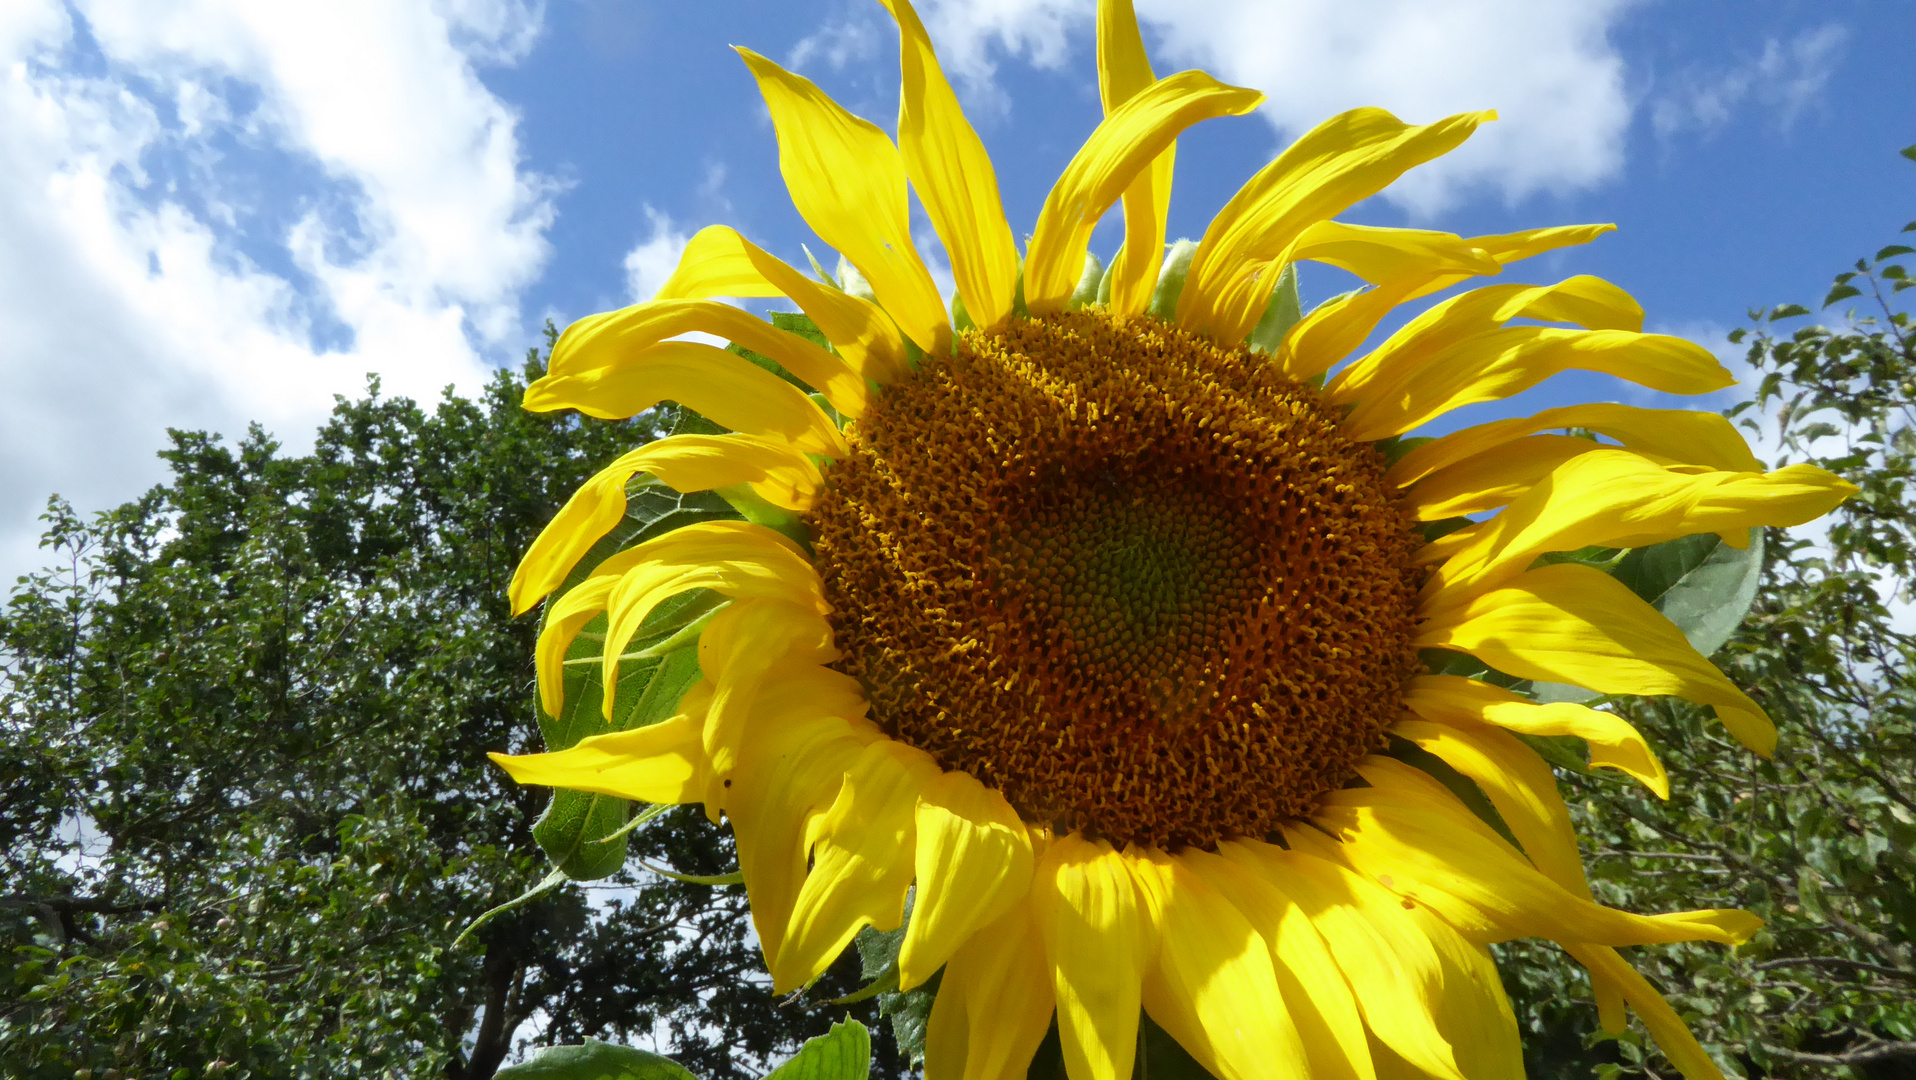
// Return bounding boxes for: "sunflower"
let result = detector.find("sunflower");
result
[490,3,1854,1079]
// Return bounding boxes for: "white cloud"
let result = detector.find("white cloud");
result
[622,206,693,304]
[1650,24,1847,138]
[788,16,884,74]
[915,0,1638,214]
[0,0,554,586]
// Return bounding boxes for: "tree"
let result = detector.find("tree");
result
[0,344,897,1079]
[1503,182,1916,1078]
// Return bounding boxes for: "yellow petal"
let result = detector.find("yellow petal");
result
[533,522,820,718]
[1178,108,1492,344]
[735,47,949,355]
[1129,849,1309,1080]
[1271,279,1421,383]
[1221,838,1472,1080]
[1388,402,1761,490]
[509,434,823,616]
[728,695,879,967]
[1400,223,1618,302]
[1392,718,1590,894]
[1330,276,1641,400]
[1096,0,1175,316]
[1354,326,1732,441]
[776,738,942,991]
[1392,715,1642,1026]
[1319,757,1760,947]
[1428,449,1856,597]
[690,599,840,800]
[1289,221,1500,286]
[488,712,709,804]
[524,340,849,457]
[1025,71,1264,315]
[549,299,868,419]
[1401,434,1618,521]
[1417,562,1776,753]
[1404,674,1669,798]
[655,224,907,383]
[1568,944,1729,1080]
[900,770,1036,990]
[876,0,1019,329]
[924,901,1056,1080]
[1178,849,1375,1080]
[1034,834,1150,1080]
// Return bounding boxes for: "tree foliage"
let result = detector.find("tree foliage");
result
[0,347,894,1079]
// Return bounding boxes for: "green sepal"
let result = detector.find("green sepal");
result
[1244,263,1302,355]
[837,257,878,304]
[717,482,811,549]
[764,1020,873,1080]
[493,1039,701,1080]
[1146,239,1198,321]
[1067,252,1106,311]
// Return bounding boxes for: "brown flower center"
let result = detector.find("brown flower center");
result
[807,309,1424,850]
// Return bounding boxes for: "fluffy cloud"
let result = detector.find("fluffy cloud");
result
[0,0,553,585]
[915,0,1637,215]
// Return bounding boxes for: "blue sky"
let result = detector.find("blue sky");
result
[1,0,1911,586]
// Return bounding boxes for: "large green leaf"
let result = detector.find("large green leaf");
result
[493,1039,701,1080]
[763,1020,872,1080]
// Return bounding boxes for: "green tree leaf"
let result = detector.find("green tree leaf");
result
[495,1039,702,1080]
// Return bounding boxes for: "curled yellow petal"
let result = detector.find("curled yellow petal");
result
[655,224,907,383]
[877,0,1019,329]
[509,434,823,616]
[1427,449,1856,596]
[1400,222,1618,302]
[728,696,879,968]
[1289,221,1500,286]
[1034,834,1150,1080]
[1416,562,1777,754]
[1130,849,1309,1080]
[1097,0,1175,316]
[924,902,1056,1080]
[549,299,868,419]
[900,770,1036,990]
[1321,757,1760,947]
[1405,674,1669,798]
[735,47,949,355]
[488,712,709,805]
[691,599,839,797]
[776,739,942,991]
[1178,108,1492,344]
[1402,434,1621,521]
[1025,71,1264,315]
[524,340,849,457]
[1388,402,1762,489]
[1569,944,1730,1080]
[533,522,820,718]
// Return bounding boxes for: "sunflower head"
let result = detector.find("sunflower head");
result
[490,3,1857,1080]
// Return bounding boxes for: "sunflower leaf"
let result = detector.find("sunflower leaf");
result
[763,1019,872,1080]
[493,1038,701,1080]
